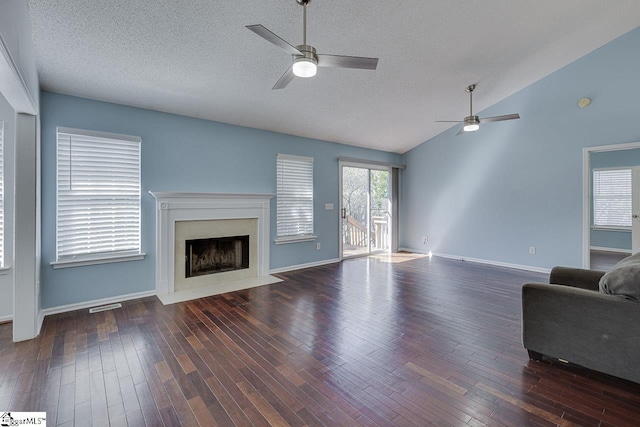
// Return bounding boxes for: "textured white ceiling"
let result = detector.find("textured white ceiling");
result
[26,0,640,153]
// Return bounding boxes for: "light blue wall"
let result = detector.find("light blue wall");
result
[40,92,401,308]
[589,149,640,251]
[401,26,640,269]
[591,230,630,250]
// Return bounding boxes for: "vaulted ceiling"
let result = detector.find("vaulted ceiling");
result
[27,1,640,153]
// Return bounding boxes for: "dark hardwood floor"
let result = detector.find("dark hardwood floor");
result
[1,253,640,426]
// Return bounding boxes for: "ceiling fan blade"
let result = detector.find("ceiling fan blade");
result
[317,54,378,70]
[246,25,302,56]
[272,66,295,90]
[479,113,520,123]
[435,120,463,123]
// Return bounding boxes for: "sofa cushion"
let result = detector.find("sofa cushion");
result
[599,252,640,302]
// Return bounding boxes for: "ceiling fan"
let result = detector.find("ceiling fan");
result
[436,84,520,135]
[246,0,379,89]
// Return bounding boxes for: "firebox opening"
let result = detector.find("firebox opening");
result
[185,235,250,278]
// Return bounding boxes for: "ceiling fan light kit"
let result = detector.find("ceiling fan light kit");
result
[463,116,480,132]
[292,46,318,78]
[247,0,378,89]
[292,58,317,78]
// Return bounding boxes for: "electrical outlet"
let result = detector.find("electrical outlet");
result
[317,243,321,250]
[423,235,428,244]
[529,246,536,255]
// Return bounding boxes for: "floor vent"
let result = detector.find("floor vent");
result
[89,303,122,314]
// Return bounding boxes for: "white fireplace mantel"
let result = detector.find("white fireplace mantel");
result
[149,191,277,303]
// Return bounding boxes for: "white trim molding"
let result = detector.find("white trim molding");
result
[51,253,145,269]
[589,246,632,255]
[274,235,317,245]
[270,258,341,274]
[0,32,37,114]
[148,192,275,300]
[41,290,157,317]
[583,141,640,269]
[399,247,551,274]
[338,156,406,170]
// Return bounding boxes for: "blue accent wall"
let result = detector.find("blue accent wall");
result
[40,92,401,308]
[401,26,640,269]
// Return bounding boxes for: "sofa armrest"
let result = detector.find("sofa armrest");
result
[549,266,605,291]
[522,282,640,383]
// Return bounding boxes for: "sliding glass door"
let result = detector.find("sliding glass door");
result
[340,164,391,258]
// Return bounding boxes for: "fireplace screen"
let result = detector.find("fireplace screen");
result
[185,235,250,278]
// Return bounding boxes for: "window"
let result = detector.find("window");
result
[276,154,316,243]
[0,121,4,267]
[55,127,142,267]
[593,168,631,228]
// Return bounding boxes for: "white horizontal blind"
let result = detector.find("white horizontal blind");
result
[56,127,141,260]
[0,121,4,267]
[593,168,631,228]
[277,154,314,238]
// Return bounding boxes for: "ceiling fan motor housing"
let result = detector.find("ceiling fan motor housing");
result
[464,116,479,126]
[295,44,317,61]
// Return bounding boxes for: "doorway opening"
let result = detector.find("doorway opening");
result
[583,141,640,269]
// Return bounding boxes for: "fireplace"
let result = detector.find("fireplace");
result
[149,192,281,305]
[173,218,257,291]
[185,235,249,278]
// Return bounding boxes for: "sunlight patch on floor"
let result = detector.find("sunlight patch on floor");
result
[371,251,428,264]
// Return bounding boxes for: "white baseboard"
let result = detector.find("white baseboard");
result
[0,314,12,323]
[37,310,44,334]
[41,289,157,317]
[399,247,551,274]
[590,246,632,254]
[270,258,341,274]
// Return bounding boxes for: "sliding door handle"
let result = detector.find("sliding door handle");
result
[341,208,347,219]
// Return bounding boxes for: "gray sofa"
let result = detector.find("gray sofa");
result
[522,266,640,384]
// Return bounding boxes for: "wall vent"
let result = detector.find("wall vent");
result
[89,303,122,314]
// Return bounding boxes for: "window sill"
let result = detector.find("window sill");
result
[51,253,146,269]
[0,266,11,276]
[275,235,318,245]
[591,226,631,232]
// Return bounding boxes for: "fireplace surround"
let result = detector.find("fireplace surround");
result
[149,192,281,304]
